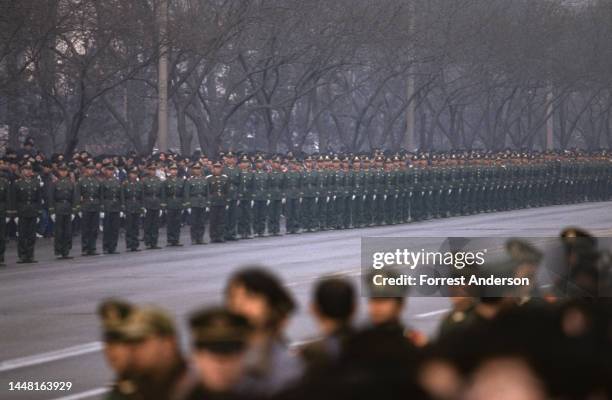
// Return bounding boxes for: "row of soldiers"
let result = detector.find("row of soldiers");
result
[96,228,612,400]
[1,148,611,264]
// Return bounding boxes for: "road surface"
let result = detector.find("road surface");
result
[1,201,611,399]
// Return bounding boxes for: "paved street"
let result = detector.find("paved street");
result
[1,201,611,400]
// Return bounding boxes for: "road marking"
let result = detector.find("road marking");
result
[0,342,102,372]
[414,308,450,318]
[50,387,109,400]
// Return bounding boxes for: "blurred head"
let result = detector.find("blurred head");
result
[118,307,180,376]
[97,299,134,375]
[225,267,295,334]
[189,307,253,393]
[464,356,547,400]
[367,297,404,326]
[311,277,355,334]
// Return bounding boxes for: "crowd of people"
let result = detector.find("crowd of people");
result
[98,227,612,400]
[1,138,611,264]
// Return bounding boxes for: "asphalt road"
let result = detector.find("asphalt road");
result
[1,201,611,400]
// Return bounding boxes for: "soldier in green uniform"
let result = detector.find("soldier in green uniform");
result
[339,157,352,229]
[236,155,254,239]
[383,157,397,225]
[207,162,229,243]
[163,163,185,246]
[350,157,364,228]
[252,156,270,237]
[315,156,328,230]
[122,167,143,252]
[0,171,11,265]
[362,157,374,226]
[142,163,164,250]
[76,162,102,256]
[10,162,43,263]
[284,159,302,234]
[268,157,285,236]
[301,156,319,232]
[101,164,123,254]
[373,156,386,225]
[185,163,208,245]
[222,152,240,241]
[49,163,76,259]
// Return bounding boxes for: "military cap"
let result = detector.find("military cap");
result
[225,151,235,158]
[117,307,176,342]
[168,163,178,170]
[332,156,341,163]
[189,307,253,353]
[146,163,156,170]
[128,166,139,174]
[255,155,264,163]
[240,154,250,163]
[506,239,543,265]
[305,155,314,162]
[191,162,202,169]
[57,163,69,171]
[21,161,33,170]
[213,161,222,167]
[103,163,115,170]
[97,299,134,343]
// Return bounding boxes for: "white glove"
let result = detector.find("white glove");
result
[206,207,210,212]
[5,217,9,223]
[159,210,163,217]
[299,198,303,204]
[332,196,336,201]
[15,217,19,224]
[352,195,356,200]
[225,205,229,210]
[250,200,254,207]
[51,214,56,222]
[315,197,319,203]
[71,214,75,221]
[78,212,82,218]
[120,211,125,218]
[448,189,452,194]
[100,212,105,219]
[362,195,366,201]
[266,200,270,206]
[384,195,387,200]
[236,200,241,206]
[373,195,376,200]
[187,208,191,215]
[281,198,286,204]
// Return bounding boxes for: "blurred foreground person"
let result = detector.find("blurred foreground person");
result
[186,307,254,400]
[367,270,428,347]
[97,299,137,400]
[464,356,548,400]
[225,267,303,396]
[119,307,192,400]
[299,276,356,372]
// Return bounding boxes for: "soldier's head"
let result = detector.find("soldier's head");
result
[305,156,314,169]
[212,162,223,176]
[366,270,407,326]
[191,163,202,176]
[146,163,156,177]
[189,307,253,393]
[311,277,356,335]
[168,163,178,177]
[97,299,135,376]
[225,267,295,336]
[117,307,180,377]
[57,163,69,178]
[254,156,264,170]
[238,155,250,170]
[128,167,139,180]
[21,162,34,178]
[272,157,282,171]
[352,157,361,170]
[103,164,114,178]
